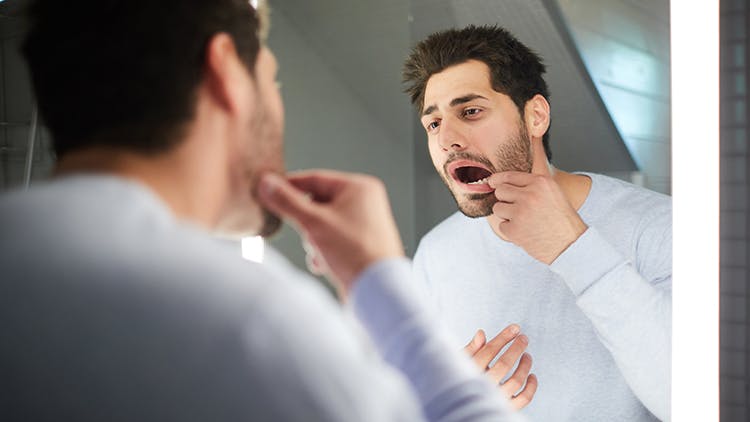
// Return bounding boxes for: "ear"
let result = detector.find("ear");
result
[523,94,551,140]
[203,33,255,115]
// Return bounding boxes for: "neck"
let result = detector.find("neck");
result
[529,138,591,210]
[55,139,228,229]
[550,167,591,211]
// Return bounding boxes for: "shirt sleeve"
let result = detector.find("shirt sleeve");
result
[351,258,524,422]
[550,226,671,421]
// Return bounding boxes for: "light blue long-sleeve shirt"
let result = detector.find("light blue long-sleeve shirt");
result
[0,175,521,421]
[413,173,672,421]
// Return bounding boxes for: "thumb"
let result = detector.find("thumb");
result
[257,173,319,227]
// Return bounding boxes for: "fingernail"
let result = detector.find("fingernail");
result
[259,173,282,197]
[509,324,520,335]
[517,334,528,344]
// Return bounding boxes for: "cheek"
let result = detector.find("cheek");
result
[427,138,443,169]
[472,124,503,150]
[268,94,284,130]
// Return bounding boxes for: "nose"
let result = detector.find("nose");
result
[436,117,467,151]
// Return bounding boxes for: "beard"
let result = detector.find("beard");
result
[217,167,284,239]
[246,88,286,239]
[217,92,285,239]
[257,204,282,237]
[441,124,533,218]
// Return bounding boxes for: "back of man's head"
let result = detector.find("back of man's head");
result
[22,0,261,158]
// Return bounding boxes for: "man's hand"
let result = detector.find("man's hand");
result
[464,326,538,410]
[257,170,404,296]
[487,172,588,264]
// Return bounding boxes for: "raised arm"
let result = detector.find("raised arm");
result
[487,171,671,420]
[550,222,671,420]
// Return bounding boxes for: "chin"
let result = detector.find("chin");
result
[454,192,496,218]
[215,206,283,239]
[257,209,283,238]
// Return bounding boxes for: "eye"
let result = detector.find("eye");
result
[462,107,482,118]
[425,120,441,132]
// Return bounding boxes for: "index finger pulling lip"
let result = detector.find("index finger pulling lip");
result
[488,171,531,188]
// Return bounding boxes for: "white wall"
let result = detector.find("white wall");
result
[559,0,672,194]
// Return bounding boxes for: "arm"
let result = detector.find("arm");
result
[258,170,523,422]
[550,224,671,420]
[488,171,671,420]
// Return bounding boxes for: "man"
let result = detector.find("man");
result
[403,25,671,421]
[0,2,523,420]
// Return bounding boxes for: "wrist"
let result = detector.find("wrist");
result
[343,251,405,294]
[547,221,588,265]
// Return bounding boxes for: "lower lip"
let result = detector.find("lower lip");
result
[453,179,495,193]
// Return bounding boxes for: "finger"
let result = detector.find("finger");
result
[302,238,327,275]
[305,252,324,275]
[500,353,532,396]
[487,171,535,189]
[285,169,354,202]
[486,334,528,381]
[508,373,538,410]
[472,324,520,369]
[463,329,487,356]
[257,172,319,227]
[309,253,329,275]
[492,183,524,204]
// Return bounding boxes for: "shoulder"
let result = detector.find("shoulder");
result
[584,173,672,278]
[589,173,671,208]
[584,173,671,227]
[0,176,333,324]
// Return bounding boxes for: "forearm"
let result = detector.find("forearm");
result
[551,227,671,421]
[351,258,523,422]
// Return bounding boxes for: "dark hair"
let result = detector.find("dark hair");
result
[22,0,261,156]
[403,25,552,161]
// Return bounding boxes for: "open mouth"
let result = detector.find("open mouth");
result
[454,166,492,185]
[447,160,495,192]
[449,160,493,184]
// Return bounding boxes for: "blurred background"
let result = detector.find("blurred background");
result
[0,0,746,419]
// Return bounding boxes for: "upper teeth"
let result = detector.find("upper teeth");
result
[468,178,488,185]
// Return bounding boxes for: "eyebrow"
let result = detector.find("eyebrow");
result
[422,94,489,116]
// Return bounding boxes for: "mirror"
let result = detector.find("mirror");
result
[266,0,670,267]
[267,1,680,421]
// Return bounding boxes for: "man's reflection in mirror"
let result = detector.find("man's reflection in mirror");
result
[403,25,671,422]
